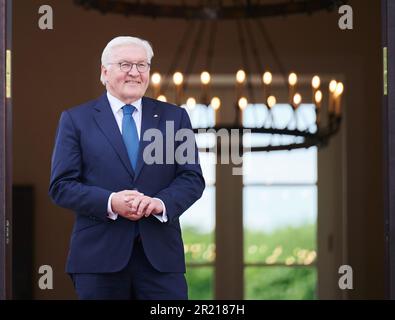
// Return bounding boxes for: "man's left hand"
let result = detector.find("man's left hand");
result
[125,195,163,219]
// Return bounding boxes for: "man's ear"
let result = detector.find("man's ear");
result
[101,65,108,82]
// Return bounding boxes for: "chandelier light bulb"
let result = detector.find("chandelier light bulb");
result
[288,73,298,86]
[173,72,184,86]
[238,97,248,110]
[335,82,344,97]
[329,80,338,93]
[200,71,211,85]
[236,70,246,84]
[315,90,323,103]
[186,97,196,109]
[293,93,302,105]
[157,95,167,102]
[151,72,161,85]
[267,95,276,108]
[263,71,273,85]
[211,97,221,110]
[312,76,320,89]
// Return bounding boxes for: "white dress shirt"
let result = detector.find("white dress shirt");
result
[106,91,167,223]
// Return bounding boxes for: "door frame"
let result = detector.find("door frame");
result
[0,0,12,300]
[382,0,395,300]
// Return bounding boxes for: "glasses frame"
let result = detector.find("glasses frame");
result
[108,61,151,73]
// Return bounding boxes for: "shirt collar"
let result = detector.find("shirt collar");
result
[106,91,142,114]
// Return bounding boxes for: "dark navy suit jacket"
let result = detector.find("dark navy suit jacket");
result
[49,93,205,274]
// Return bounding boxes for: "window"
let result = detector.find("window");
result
[243,103,318,299]
[180,101,317,299]
[181,104,216,299]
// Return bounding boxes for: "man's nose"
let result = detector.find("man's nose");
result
[128,64,140,76]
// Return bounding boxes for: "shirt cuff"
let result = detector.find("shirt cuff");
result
[153,198,168,223]
[107,193,118,220]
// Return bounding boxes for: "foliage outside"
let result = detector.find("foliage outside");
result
[183,224,316,300]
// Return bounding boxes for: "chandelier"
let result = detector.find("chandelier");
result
[75,0,347,152]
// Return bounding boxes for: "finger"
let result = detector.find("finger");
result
[124,195,141,205]
[137,198,150,216]
[131,196,143,212]
[144,203,155,217]
[126,207,141,219]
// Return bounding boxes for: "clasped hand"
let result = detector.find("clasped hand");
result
[111,190,163,221]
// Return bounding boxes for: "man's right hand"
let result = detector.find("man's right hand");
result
[111,190,145,221]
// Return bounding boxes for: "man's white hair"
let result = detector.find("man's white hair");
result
[100,36,154,85]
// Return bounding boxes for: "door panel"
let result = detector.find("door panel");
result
[0,0,12,300]
[382,0,395,300]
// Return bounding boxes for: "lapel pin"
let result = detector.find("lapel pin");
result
[154,114,159,118]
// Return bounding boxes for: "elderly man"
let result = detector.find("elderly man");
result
[49,36,205,300]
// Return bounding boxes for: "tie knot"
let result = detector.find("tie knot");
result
[123,105,136,115]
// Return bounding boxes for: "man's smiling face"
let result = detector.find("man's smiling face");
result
[101,44,150,104]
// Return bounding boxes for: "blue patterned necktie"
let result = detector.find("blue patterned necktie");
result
[122,105,139,171]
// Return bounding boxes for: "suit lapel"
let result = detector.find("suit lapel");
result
[93,93,135,180]
[133,97,161,181]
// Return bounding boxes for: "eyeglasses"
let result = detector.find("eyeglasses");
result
[109,61,151,73]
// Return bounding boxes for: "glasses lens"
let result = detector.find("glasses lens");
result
[137,63,148,72]
[120,63,132,72]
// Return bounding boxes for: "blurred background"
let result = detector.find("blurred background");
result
[10,0,385,299]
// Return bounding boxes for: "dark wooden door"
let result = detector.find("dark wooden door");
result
[382,0,395,300]
[0,0,12,300]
